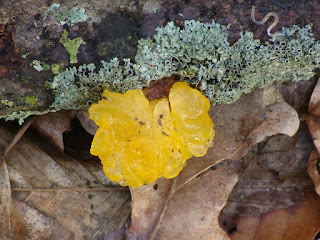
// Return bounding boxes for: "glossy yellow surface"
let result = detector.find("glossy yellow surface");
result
[89,82,215,188]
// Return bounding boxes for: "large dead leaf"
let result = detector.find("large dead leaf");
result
[128,86,300,239]
[0,124,131,240]
[217,79,320,239]
[228,191,320,240]
[306,77,320,196]
[308,77,320,116]
[307,78,320,154]
[176,86,299,187]
[128,167,238,240]
[221,130,314,219]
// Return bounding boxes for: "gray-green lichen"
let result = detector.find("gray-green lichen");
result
[2,20,320,123]
[3,109,53,125]
[44,3,88,27]
[49,20,320,111]
[31,60,50,72]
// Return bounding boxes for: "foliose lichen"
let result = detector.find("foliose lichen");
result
[31,60,50,72]
[3,109,52,125]
[44,3,88,27]
[1,19,320,123]
[48,20,320,112]
[59,30,86,64]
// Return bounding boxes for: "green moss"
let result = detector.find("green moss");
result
[1,99,14,108]
[51,63,61,75]
[23,95,37,106]
[59,30,86,64]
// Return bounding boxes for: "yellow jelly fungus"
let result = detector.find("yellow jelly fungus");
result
[89,82,215,188]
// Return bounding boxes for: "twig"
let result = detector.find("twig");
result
[3,116,35,158]
[149,180,175,240]
[251,6,285,39]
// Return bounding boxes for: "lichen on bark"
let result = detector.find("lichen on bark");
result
[0,1,320,123]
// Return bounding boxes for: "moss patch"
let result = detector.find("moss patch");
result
[23,95,37,106]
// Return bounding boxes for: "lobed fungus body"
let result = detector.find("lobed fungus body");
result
[89,82,214,188]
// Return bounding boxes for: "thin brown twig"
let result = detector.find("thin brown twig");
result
[149,180,175,240]
[3,116,35,158]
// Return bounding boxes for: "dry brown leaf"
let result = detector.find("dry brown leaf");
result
[31,110,76,151]
[0,157,12,239]
[0,124,131,239]
[306,118,320,154]
[306,77,320,153]
[128,86,300,239]
[308,77,320,116]
[77,109,98,136]
[306,77,320,196]
[128,167,238,240]
[11,199,73,240]
[219,80,318,238]
[228,191,320,240]
[308,149,320,196]
[175,86,299,187]
[221,130,314,219]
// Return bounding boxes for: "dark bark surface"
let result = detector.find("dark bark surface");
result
[0,0,320,119]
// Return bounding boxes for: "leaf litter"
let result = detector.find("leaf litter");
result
[128,86,301,239]
[31,110,75,152]
[219,79,320,240]
[227,191,320,240]
[2,79,320,239]
[0,121,131,240]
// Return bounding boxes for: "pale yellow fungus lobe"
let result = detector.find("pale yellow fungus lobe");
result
[89,82,215,188]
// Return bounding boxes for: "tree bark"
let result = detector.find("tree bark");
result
[0,0,319,121]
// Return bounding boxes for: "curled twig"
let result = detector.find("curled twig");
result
[251,6,285,39]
